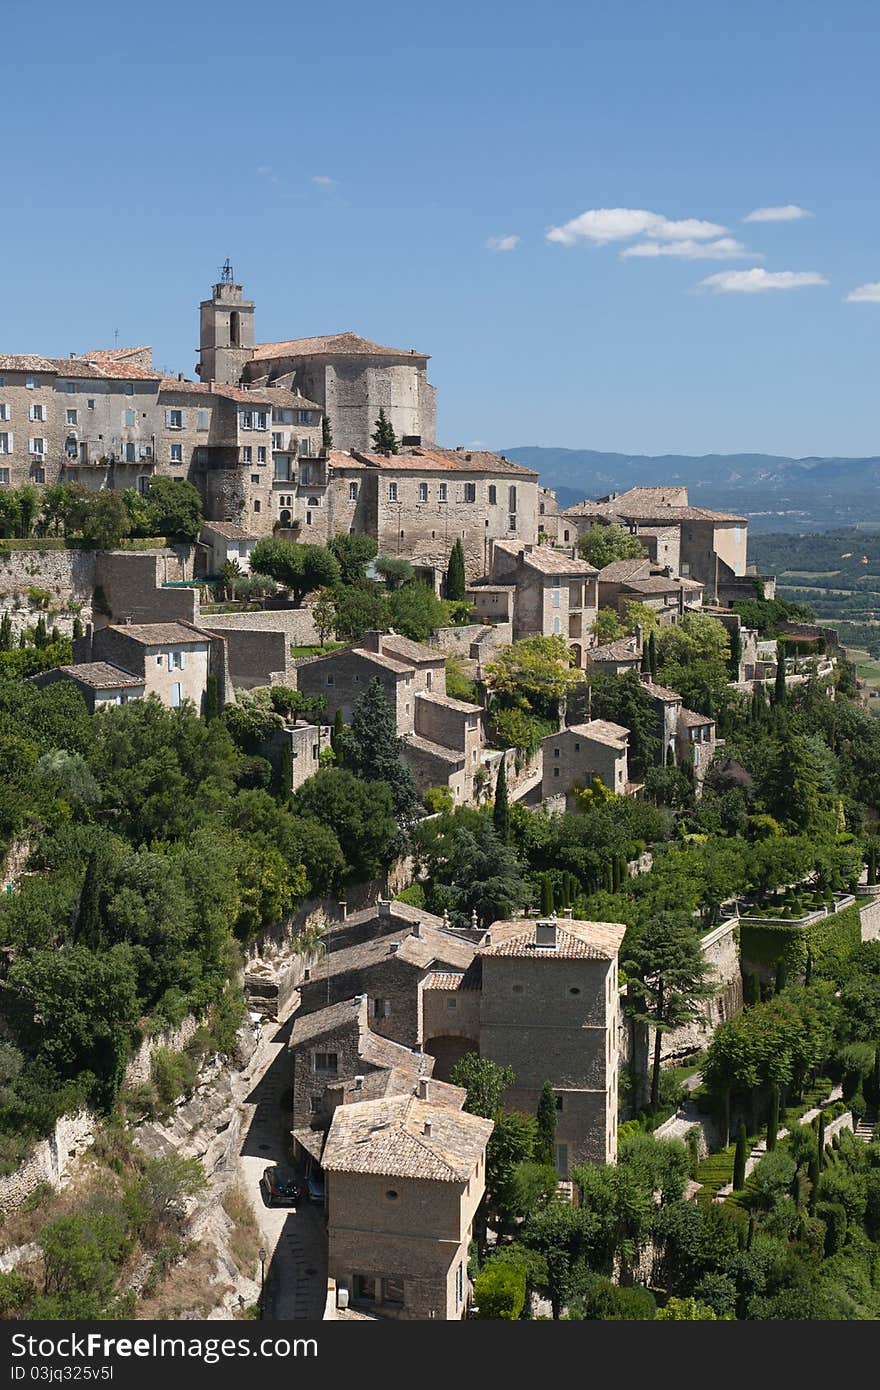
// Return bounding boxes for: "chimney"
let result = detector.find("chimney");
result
[412,920,421,939]
[418,1077,430,1101]
[484,932,492,946]
[337,900,348,920]
[389,941,400,954]
[360,629,383,653]
[535,919,558,949]
[378,898,391,919]
[423,1118,433,1137]
[353,1075,364,1091]
[563,907,573,920]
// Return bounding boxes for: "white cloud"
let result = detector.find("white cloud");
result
[743,204,813,222]
[846,282,880,303]
[546,207,726,247]
[312,175,336,187]
[486,234,520,253]
[699,268,828,293]
[622,236,752,261]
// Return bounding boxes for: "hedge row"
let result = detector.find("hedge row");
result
[739,903,862,979]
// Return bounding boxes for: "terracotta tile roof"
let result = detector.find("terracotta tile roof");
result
[597,559,652,581]
[479,918,626,959]
[322,1094,492,1181]
[0,354,57,373]
[291,1127,326,1163]
[106,621,213,646]
[201,522,258,540]
[57,662,145,690]
[80,346,152,365]
[617,575,690,595]
[415,690,483,714]
[63,357,160,381]
[309,923,475,980]
[679,707,716,728]
[566,719,630,746]
[351,447,537,478]
[380,634,445,666]
[324,901,448,935]
[350,647,413,676]
[586,636,642,662]
[359,1032,433,1075]
[640,679,683,703]
[253,332,429,361]
[421,970,480,991]
[492,541,598,576]
[561,497,747,524]
[404,734,465,766]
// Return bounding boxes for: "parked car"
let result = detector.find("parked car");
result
[260,1165,301,1207]
[305,1162,325,1204]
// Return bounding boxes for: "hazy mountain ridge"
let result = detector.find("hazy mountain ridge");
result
[500,447,880,533]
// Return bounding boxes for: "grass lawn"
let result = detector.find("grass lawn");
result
[290,642,344,657]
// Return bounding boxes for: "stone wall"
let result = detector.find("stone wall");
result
[199,605,319,647]
[859,895,880,943]
[123,1014,202,1088]
[0,1111,97,1217]
[0,546,96,638]
[430,623,511,659]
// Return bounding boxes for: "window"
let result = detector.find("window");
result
[508,514,517,531]
[251,473,261,484]
[488,484,497,505]
[553,767,560,777]
[307,496,319,507]
[195,446,207,465]
[313,1051,338,1074]
[349,481,358,500]
[384,1189,398,1201]
[240,411,253,430]
[0,404,8,421]
[170,444,183,463]
[552,587,560,608]
[563,529,570,542]
[124,382,134,396]
[30,466,45,483]
[242,446,252,463]
[255,411,268,431]
[274,457,291,481]
[29,437,46,455]
[66,408,77,425]
[298,409,312,425]
[64,381,75,393]
[309,1095,321,1115]
[0,468,9,484]
[305,511,312,525]
[253,499,261,513]
[353,1275,376,1303]
[464,483,476,503]
[388,482,398,502]
[0,435,11,456]
[197,410,210,431]
[382,1277,404,1306]
[25,377,35,389]
[438,483,447,502]
[325,675,334,686]
[125,442,136,463]
[369,998,391,1019]
[512,983,524,994]
[418,482,428,503]
[553,747,560,757]
[455,1261,464,1312]
[168,650,186,671]
[87,399,95,410]
[272,433,282,450]
[447,997,457,1010]
[124,409,136,428]
[29,403,45,422]
[166,409,183,429]
[556,1094,564,1110]
[170,682,182,708]
[509,485,517,512]
[553,617,561,635]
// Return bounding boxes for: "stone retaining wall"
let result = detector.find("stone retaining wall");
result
[0,1111,97,1217]
[860,896,880,943]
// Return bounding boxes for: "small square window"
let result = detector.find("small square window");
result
[251,473,260,484]
[87,399,95,410]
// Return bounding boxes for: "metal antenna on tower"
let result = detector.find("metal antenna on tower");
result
[220,258,234,284]
[114,328,119,349]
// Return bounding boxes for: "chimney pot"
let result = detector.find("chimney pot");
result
[412,920,421,939]
[378,898,391,918]
[354,1075,364,1090]
[337,900,348,920]
[418,1077,429,1101]
[535,919,558,949]
[423,1118,433,1137]
[389,942,400,954]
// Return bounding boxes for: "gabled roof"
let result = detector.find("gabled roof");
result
[586,636,642,663]
[493,541,598,576]
[322,1094,492,1182]
[253,332,429,361]
[307,922,475,980]
[201,521,258,541]
[415,690,483,715]
[350,447,537,478]
[380,634,445,666]
[597,559,652,581]
[105,621,213,646]
[565,719,630,747]
[56,662,145,690]
[291,996,366,1047]
[639,679,683,703]
[0,354,57,373]
[679,707,716,728]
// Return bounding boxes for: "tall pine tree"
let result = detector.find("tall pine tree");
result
[493,758,510,844]
[774,640,787,705]
[535,1081,557,1167]
[446,539,466,602]
[371,408,399,456]
[321,414,333,451]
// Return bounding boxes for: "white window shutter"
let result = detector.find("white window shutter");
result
[180,650,186,670]
[180,410,187,428]
[168,651,174,672]
[165,409,173,427]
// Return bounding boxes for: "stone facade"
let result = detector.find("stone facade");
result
[482,541,599,668]
[72,620,219,710]
[542,720,632,803]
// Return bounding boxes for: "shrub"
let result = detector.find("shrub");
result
[816,1200,848,1255]
[151,1049,198,1109]
[395,883,426,909]
[424,786,454,815]
[473,1263,526,1319]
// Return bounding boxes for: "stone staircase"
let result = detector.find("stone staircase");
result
[855,1110,877,1143]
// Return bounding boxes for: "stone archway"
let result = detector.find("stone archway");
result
[423,1035,477,1082]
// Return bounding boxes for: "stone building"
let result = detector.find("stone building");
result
[597,558,704,625]
[537,486,559,543]
[200,521,259,575]
[584,633,643,676]
[476,917,625,1174]
[71,619,224,710]
[479,540,599,667]
[31,661,145,712]
[296,631,487,804]
[639,675,718,786]
[542,720,635,804]
[559,486,750,601]
[322,1087,491,1320]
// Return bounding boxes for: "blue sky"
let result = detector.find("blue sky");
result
[3,0,879,457]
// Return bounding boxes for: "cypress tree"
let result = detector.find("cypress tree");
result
[562,871,572,910]
[321,414,333,451]
[767,1085,779,1151]
[743,971,760,1007]
[72,615,83,641]
[733,1122,748,1191]
[34,614,47,649]
[604,860,614,893]
[612,856,622,893]
[76,852,102,947]
[331,707,345,762]
[665,744,675,768]
[493,759,510,844]
[648,630,657,678]
[203,674,219,722]
[276,735,293,801]
[746,1214,755,1251]
[729,623,742,679]
[51,625,60,644]
[445,539,466,602]
[808,1149,820,1212]
[816,1112,826,1170]
[0,612,11,651]
[18,629,27,649]
[640,643,650,674]
[541,875,555,917]
[535,1081,557,1168]
[370,408,399,456]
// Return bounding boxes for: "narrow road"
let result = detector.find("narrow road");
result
[237,1004,327,1321]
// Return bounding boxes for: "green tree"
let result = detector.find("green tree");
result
[473,1263,526,1319]
[344,678,422,832]
[321,414,333,451]
[446,539,467,602]
[655,1296,722,1320]
[250,538,340,606]
[0,613,11,652]
[203,674,219,723]
[375,555,414,590]
[577,524,646,569]
[72,491,132,550]
[292,768,397,884]
[535,1081,557,1167]
[774,641,787,705]
[449,1053,514,1119]
[331,707,345,762]
[332,581,389,641]
[624,911,714,1111]
[387,580,446,641]
[371,408,399,455]
[733,1123,748,1192]
[327,533,377,585]
[591,608,625,644]
[493,759,510,844]
[486,636,581,724]
[145,477,203,540]
[311,587,338,646]
[16,484,39,537]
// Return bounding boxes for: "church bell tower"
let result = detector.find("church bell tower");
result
[196,260,255,385]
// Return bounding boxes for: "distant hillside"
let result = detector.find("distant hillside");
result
[501,446,880,534]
